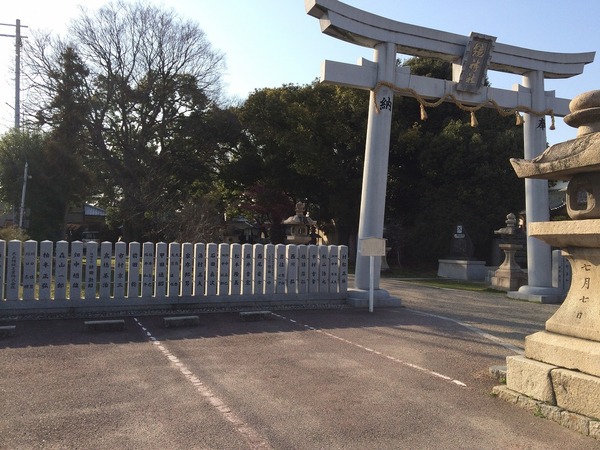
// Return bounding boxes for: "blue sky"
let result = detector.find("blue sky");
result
[1,0,599,145]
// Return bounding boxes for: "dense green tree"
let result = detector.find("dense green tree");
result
[385,58,525,265]
[221,82,368,246]
[0,131,44,227]
[17,18,525,264]
[0,130,71,240]
[38,46,94,239]
[225,58,524,266]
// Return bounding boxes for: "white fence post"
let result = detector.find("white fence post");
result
[242,243,253,295]
[194,243,206,296]
[6,240,21,301]
[99,242,112,299]
[318,246,330,293]
[128,242,141,298]
[340,245,349,293]
[230,243,242,295]
[253,244,264,295]
[286,245,298,294]
[70,241,83,301]
[264,244,275,295]
[113,241,127,298]
[275,244,287,294]
[308,245,319,293]
[167,242,181,298]
[141,242,155,298]
[84,242,98,300]
[39,240,53,300]
[155,242,168,298]
[297,245,308,294]
[328,245,340,293]
[0,240,5,302]
[206,243,218,295]
[218,243,230,295]
[181,243,194,297]
[22,240,38,300]
[54,241,69,300]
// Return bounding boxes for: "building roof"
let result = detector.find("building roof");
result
[84,204,106,217]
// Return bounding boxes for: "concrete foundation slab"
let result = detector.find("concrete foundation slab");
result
[346,289,401,308]
[506,290,564,304]
[437,259,487,281]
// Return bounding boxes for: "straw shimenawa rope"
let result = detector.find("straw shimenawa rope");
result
[373,81,555,130]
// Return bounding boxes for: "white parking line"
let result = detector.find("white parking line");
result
[272,313,467,388]
[133,318,273,450]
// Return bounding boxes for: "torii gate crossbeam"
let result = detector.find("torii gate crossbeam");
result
[306,0,595,304]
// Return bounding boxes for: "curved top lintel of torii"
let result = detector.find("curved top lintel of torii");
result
[305,0,595,79]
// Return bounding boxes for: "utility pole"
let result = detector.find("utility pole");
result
[1,19,28,129]
[19,161,28,228]
[1,20,29,229]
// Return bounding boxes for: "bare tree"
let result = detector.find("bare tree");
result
[163,195,224,244]
[23,1,227,241]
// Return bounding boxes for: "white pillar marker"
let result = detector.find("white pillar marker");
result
[306,0,594,302]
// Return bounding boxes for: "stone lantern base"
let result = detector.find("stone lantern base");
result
[500,220,600,422]
[490,243,527,291]
[499,90,600,437]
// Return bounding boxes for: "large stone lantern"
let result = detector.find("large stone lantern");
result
[282,202,316,245]
[500,90,600,423]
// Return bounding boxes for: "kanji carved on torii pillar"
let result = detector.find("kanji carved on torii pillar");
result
[305,0,594,305]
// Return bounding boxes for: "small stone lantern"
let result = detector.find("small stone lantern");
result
[282,202,316,244]
[490,213,527,291]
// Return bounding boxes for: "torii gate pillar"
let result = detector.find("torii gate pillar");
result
[306,0,594,305]
[353,42,396,301]
[516,70,556,299]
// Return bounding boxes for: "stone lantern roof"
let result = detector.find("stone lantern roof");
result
[282,202,316,244]
[282,202,316,227]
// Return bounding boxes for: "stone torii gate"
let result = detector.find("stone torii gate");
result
[305,0,595,304]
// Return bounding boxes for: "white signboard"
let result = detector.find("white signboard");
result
[358,237,387,313]
[359,237,387,257]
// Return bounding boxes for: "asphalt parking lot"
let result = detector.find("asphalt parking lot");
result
[1,280,598,449]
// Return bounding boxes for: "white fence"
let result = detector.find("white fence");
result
[0,240,348,314]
